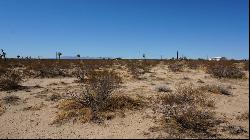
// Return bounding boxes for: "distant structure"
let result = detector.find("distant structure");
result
[177,51,179,60]
[209,57,227,61]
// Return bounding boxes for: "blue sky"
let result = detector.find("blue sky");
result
[0,0,249,59]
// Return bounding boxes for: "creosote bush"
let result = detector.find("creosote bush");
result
[161,85,222,138]
[207,65,245,79]
[53,70,145,124]
[0,70,24,90]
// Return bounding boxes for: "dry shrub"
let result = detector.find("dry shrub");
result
[186,61,200,70]
[168,61,185,72]
[156,85,172,93]
[0,70,24,90]
[243,60,249,71]
[2,95,21,105]
[199,85,231,96]
[80,70,122,113]
[126,60,158,79]
[207,65,245,79]
[23,103,46,111]
[226,125,247,135]
[162,86,214,107]
[47,93,62,102]
[54,95,145,124]
[0,66,8,76]
[164,106,220,138]
[54,70,145,124]
[53,99,92,124]
[236,112,249,121]
[105,95,145,111]
[0,103,5,116]
[36,64,67,78]
[161,85,222,138]
[126,61,147,79]
[197,79,205,83]
[74,63,93,83]
[25,61,70,78]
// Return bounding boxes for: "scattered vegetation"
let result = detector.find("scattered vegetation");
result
[126,60,159,79]
[0,70,24,91]
[168,61,185,72]
[207,65,245,79]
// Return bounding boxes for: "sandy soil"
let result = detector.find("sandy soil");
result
[0,63,249,139]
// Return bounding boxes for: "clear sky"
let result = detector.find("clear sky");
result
[0,0,249,59]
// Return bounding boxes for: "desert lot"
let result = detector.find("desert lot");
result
[0,60,249,139]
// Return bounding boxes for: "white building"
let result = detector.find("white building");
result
[209,57,225,61]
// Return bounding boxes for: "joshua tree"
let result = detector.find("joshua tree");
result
[57,52,62,60]
[142,53,145,59]
[1,49,6,61]
[77,54,80,59]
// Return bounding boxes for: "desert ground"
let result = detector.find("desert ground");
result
[0,59,249,139]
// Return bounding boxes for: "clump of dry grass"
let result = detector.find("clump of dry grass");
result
[0,70,24,91]
[53,70,145,124]
[168,61,185,72]
[207,65,245,79]
[161,85,222,138]
[2,95,21,105]
[199,85,231,96]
